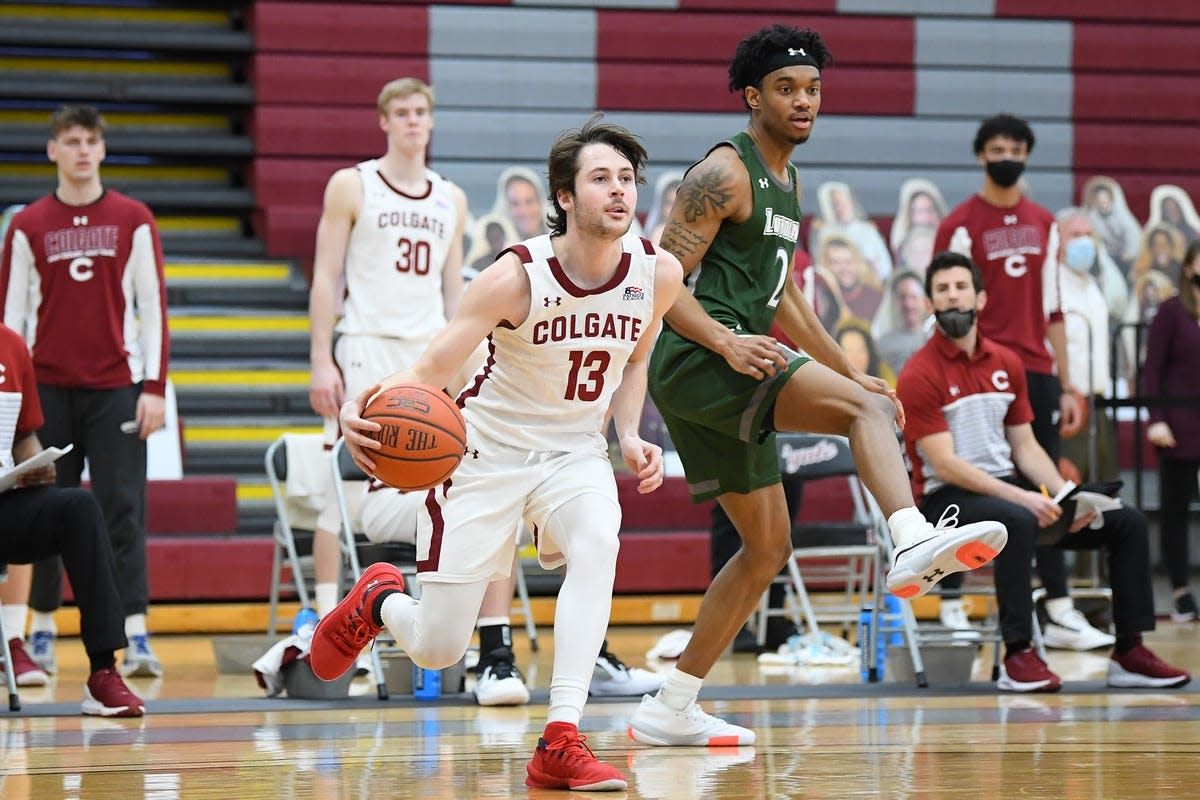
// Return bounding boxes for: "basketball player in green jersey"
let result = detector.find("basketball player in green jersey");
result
[629,24,1010,747]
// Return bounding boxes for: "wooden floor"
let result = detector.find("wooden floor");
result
[2,625,1199,799]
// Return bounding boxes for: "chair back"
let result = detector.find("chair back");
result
[776,434,857,480]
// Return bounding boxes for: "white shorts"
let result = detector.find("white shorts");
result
[359,484,425,545]
[417,425,620,584]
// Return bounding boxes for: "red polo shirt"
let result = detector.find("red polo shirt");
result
[897,329,1034,502]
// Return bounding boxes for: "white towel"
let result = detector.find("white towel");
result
[252,626,314,697]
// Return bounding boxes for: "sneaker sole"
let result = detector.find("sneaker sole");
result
[1170,612,1198,624]
[996,674,1062,693]
[888,524,1008,599]
[626,724,754,747]
[525,765,627,792]
[474,687,531,706]
[1108,665,1191,689]
[81,693,144,718]
[1041,628,1115,652]
[15,672,50,687]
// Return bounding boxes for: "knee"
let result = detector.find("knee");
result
[413,639,469,671]
[854,390,896,426]
[52,488,104,531]
[740,533,794,577]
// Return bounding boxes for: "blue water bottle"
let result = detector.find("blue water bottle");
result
[413,663,441,700]
[882,594,905,649]
[859,606,874,681]
[292,607,318,637]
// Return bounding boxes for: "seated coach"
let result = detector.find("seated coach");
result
[895,252,1188,693]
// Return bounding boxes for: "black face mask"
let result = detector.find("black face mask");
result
[935,307,976,339]
[1192,274,1200,290]
[986,159,1025,188]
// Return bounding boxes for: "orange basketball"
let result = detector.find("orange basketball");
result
[361,383,467,491]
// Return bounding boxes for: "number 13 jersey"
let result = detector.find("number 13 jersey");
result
[456,231,657,453]
[338,161,459,342]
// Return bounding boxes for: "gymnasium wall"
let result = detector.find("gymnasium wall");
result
[246,0,1200,264]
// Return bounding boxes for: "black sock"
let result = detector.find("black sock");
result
[88,650,116,675]
[479,623,512,655]
[1005,640,1031,660]
[370,589,399,628]
[1114,633,1142,654]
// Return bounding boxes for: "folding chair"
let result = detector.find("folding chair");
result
[752,434,887,670]
[329,439,540,699]
[263,434,321,637]
[0,566,21,711]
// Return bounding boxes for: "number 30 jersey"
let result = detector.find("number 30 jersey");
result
[338,161,459,342]
[687,131,800,337]
[456,231,657,453]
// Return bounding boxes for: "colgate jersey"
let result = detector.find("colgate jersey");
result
[457,232,656,453]
[934,195,1061,375]
[1,190,168,394]
[337,162,459,342]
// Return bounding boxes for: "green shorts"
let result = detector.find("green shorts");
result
[648,329,810,502]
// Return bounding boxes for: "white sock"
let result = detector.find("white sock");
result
[656,667,703,712]
[314,583,339,618]
[2,604,28,642]
[125,613,147,637]
[888,507,933,550]
[30,612,56,635]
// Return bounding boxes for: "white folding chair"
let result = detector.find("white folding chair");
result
[263,434,320,636]
[0,566,21,711]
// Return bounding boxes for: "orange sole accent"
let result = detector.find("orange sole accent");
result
[956,542,999,567]
[892,584,920,599]
[626,726,636,740]
[707,735,743,747]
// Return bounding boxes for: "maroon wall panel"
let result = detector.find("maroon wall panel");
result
[678,0,836,11]
[1073,23,1200,74]
[617,475,711,530]
[599,63,913,115]
[251,2,428,55]
[251,158,347,207]
[1075,74,1200,124]
[598,11,912,67]
[997,0,1200,22]
[251,54,428,105]
[146,478,238,534]
[258,205,323,260]
[614,531,711,593]
[1074,123,1200,174]
[252,106,382,157]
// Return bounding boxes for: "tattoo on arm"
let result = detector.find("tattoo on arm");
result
[678,167,732,223]
[658,223,708,261]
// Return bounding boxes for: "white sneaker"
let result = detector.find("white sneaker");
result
[887,520,1007,599]
[1042,599,1115,651]
[627,693,755,747]
[938,599,981,641]
[472,648,530,707]
[590,648,666,697]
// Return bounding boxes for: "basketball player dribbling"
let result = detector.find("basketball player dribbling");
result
[312,116,683,792]
[626,25,1010,747]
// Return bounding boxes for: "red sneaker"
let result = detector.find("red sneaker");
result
[82,667,145,717]
[309,562,403,681]
[525,723,628,792]
[5,638,49,687]
[1108,644,1191,688]
[997,648,1062,693]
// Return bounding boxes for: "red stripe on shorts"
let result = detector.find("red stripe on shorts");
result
[418,478,451,573]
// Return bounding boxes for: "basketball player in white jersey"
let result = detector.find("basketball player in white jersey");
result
[312,116,683,792]
[307,77,469,624]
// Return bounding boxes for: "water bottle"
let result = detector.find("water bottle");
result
[882,594,905,649]
[292,607,319,637]
[413,663,441,700]
[859,606,874,681]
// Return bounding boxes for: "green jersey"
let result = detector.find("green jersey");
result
[688,131,801,336]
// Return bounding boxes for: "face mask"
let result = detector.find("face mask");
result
[1192,274,1200,290]
[1064,236,1096,273]
[985,159,1025,188]
[934,307,976,339]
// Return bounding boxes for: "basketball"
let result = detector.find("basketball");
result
[361,383,467,491]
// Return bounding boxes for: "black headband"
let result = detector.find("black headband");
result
[749,47,820,88]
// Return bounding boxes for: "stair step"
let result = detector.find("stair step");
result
[0,55,232,80]
[0,184,253,211]
[0,129,251,158]
[166,261,295,286]
[0,22,252,53]
[0,4,235,27]
[161,233,265,259]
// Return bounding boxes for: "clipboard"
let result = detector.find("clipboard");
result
[0,444,73,493]
[1035,480,1123,546]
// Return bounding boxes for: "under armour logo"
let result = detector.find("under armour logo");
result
[543,296,562,307]
[949,385,960,397]
[465,447,479,460]
[1003,214,1018,225]
[788,47,807,57]
[73,215,88,226]
[758,178,770,189]
[923,568,945,583]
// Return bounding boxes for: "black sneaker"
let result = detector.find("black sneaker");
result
[1172,592,1198,623]
[473,647,529,706]
[732,625,763,654]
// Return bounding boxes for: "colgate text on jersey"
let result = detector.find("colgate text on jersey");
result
[376,211,446,239]
[532,312,643,345]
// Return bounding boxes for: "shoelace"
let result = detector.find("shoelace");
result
[329,612,376,655]
[935,503,961,530]
[482,659,521,681]
[543,732,598,764]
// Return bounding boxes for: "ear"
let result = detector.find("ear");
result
[977,288,988,314]
[556,187,574,215]
[923,296,934,315]
[378,113,388,134]
[744,85,761,111]
[95,137,106,165]
[46,139,57,163]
